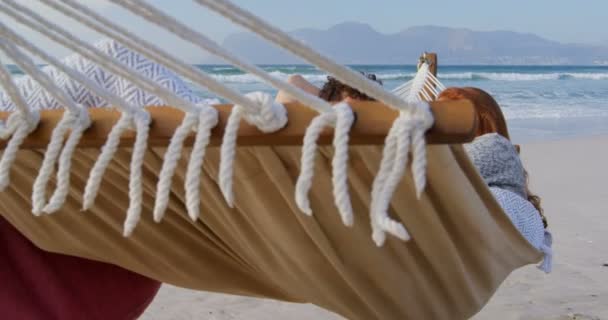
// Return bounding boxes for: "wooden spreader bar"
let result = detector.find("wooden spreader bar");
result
[0,99,477,149]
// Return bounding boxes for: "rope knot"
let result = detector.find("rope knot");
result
[131,108,152,129]
[411,101,434,131]
[65,103,92,128]
[239,91,287,132]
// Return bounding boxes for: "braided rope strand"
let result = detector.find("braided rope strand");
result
[153,111,200,222]
[331,103,355,226]
[295,112,336,215]
[185,106,219,221]
[123,112,151,236]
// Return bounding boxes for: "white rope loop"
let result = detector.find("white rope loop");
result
[410,102,434,198]
[42,106,91,213]
[370,113,412,246]
[0,112,39,190]
[122,110,151,236]
[185,106,219,221]
[295,102,355,227]
[294,112,336,215]
[32,105,90,215]
[153,111,200,222]
[0,63,40,190]
[330,103,355,226]
[219,92,287,207]
[369,102,434,246]
[0,19,162,218]
[295,112,336,216]
[0,35,92,215]
[81,109,150,211]
[153,104,218,224]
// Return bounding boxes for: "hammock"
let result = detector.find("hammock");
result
[0,1,543,319]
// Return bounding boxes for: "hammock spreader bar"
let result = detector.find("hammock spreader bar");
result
[0,100,477,150]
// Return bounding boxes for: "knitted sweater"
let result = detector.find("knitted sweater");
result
[465,133,552,272]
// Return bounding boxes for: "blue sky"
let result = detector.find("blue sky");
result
[1,0,606,63]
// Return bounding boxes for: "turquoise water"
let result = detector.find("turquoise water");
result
[7,64,608,143]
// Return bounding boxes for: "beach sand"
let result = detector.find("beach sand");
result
[142,135,608,320]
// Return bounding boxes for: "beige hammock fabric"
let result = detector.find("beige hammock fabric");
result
[0,142,541,320]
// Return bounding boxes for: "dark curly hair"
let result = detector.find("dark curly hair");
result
[318,73,383,102]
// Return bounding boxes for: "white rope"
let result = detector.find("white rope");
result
[369,102,434,246]
[0,112,38,190]
[191,1,440,237]
[122,111,150,236]
[0,20,157,217]
[195,0,420,113]
[0,36,91,215]
[82,113,133,210]
[41,107,90,213]
[410,104,434,198]
[0,0,195,114]
[0,60,39,190]
[31,106,90,215]
[0,0,439,244]
[392,63,437,102]
[40,0,273,113]
[0,22,139,115]
[391,81,413,97]
[0,0,230,220]
[295,113,335,216]
[219,92,287,207]
[370,114,412,245]
[330,103,355,226]
[0,39,79,114]
[82,111,152,226]
[106,0,332,114]
[295,102,355,226]
[0,61,36,127]
[185,107,219,221]
[153,104,218,224]
[428,73,446,91]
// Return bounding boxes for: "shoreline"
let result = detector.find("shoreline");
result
[142,134,608,319]
[508,116,608,144]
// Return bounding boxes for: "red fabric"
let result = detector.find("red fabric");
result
[0,216,161,320]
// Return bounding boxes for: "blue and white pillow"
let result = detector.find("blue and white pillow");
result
[0,38,219,111]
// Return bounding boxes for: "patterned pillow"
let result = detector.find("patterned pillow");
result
[0,38,219,111]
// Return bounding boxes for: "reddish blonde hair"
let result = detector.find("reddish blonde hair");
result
[439,87,547,227]
[438,87,510,139]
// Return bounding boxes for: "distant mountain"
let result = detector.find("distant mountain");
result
[202,23,608,65]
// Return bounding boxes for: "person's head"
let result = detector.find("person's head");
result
[318,73,383,103]
[438,87,510,140]
[439,87,546,227]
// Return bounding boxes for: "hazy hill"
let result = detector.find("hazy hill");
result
[203,23,608,65]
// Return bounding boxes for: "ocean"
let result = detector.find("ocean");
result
[6,64,608,143]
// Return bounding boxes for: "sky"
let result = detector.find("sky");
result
[0,0,607,63]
